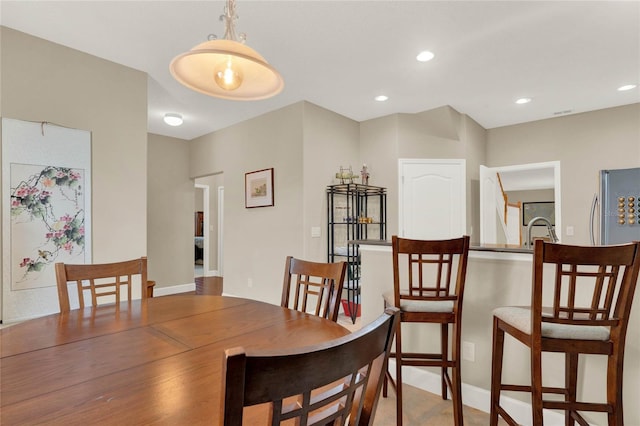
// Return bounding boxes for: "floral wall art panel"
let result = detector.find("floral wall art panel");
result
[2,118,91,322]
[10,164,86,290]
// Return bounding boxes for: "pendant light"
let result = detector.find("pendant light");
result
[170,0,284,101]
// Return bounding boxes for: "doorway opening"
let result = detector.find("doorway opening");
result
[194,174,224,278]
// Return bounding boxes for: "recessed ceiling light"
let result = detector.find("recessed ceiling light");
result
[617,84,637,91]
[416,51,435,62]
[515,97,532,104]
[374,95,389,102]
[163,113,183,126]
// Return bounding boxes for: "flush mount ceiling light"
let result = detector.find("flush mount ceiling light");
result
[515,97,532,104]
[163,113,184,126]
[416,51,435,62]
[170,0,284,101]
[374,95,389,102]
[617,84,637,91]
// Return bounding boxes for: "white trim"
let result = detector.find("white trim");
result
[358,244,391,253]
[389,361,570,426]
[468,250,533,262]
[153,282,196,296]
[217,186,224,276]
[195,183,210,275]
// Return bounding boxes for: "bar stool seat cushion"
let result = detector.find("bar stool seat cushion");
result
[493,306,610,341]
[383,291,454,313]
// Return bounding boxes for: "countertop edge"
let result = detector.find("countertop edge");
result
[350,240,534,255]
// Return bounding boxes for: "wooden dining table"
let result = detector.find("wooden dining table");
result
[0,294,350,425]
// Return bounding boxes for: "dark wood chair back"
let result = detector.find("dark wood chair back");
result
[55,257,148,312]
[532,238,640,341]
[384,235,470,425]
[220,307,400,426]
[391,235,470,312]
[281,256,347,322]
[490,240,640,425]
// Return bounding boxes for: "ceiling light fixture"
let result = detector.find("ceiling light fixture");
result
[617,84,637,91]
[374,95,389,102]
[170,0,284,101]
[416,51,435,62]
[515,97,532,104]
[164,113,184,126]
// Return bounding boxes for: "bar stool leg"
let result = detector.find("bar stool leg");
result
[607,351,624,426]
[441,323,449,399]
[451,322,464,426]
[490,318,505,426]
[382,361,389,397]
[395,324,404,426]
[531,343,544,426]
[565,352,578,426]
[396,322,402,426]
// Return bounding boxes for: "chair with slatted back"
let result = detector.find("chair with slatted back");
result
[382,235,471,426]
[220,307,400,426]
[55,257,148,312]
[490,240,640,426]
[281,256,347,322]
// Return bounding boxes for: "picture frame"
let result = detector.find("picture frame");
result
[522,201,555,226]
[245,168,274,208]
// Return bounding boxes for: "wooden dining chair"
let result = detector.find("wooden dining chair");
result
[490,240,640,426]
[55,257,148,312]
[382,235,470,426]
[281,256,347,322]
[220,307,400,426]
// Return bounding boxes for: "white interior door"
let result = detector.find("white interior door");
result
[399,159,466,239]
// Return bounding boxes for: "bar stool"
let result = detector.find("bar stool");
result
[490,240,640,426]
[383,235,470,426]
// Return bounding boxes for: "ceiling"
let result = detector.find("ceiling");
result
[1,1,639,141]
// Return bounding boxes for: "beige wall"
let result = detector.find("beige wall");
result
[147,133,194,289]
[479,105,639,424]
[189,103,306,304]
[360,106,487,241]
[186,102,361,303]
[360,114,400,236]
[487,103,640,246]
[302,102,360,262]
[1,27,147,319]
[147,101,361,301]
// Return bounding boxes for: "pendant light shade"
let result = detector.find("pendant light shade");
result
[170,0,283,101]
[170,39,283,100]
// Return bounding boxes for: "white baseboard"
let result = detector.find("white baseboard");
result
[153,282,195,296]
[388,360,568,426]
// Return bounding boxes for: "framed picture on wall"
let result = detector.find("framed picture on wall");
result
[245,168,274,208]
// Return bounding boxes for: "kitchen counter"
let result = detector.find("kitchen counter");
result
[350,240,533,254]
[469,243,533,254]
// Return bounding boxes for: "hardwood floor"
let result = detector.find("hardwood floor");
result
[194,276,223,295]
[373,383,498,425]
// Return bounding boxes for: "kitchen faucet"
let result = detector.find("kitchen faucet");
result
[526,216,558,248]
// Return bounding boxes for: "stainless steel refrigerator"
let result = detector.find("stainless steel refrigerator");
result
[590,167,640,245]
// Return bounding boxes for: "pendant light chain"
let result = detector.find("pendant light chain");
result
[221,0,246,44]
[170,0,283,100]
